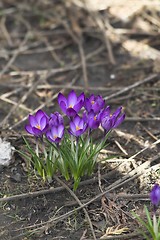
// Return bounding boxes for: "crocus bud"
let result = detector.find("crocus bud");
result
[150,184,160,207]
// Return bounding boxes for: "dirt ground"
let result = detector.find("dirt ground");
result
[0,0,160,239]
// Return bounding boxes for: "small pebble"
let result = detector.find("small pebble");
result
[10,172,22,182]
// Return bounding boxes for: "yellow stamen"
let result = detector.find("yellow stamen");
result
[94,116,97,121]
[76,126,80,131]
[69,104,73,108]
[36,124,41,129]
[91,100,94,105]
[53,135,58,139]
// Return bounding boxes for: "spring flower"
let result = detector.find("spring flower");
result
[25,110,49,136]
[58,90,85,117]
[85,94,105,114]
[83,110,101,129]
[101,106,125,132]
[46,124,64,143]
[150,184,160,207]
[69,114,88,137]
[49,112,64,127]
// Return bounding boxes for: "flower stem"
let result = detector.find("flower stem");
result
[71,135,74,152]
[35,138,39,157]
[75,137,79,164]
[86,128,91,147]
[153,214,158,238]
[41,138,47,160]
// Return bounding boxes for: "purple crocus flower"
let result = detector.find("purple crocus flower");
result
[49,112,64,127]
[83,110,101,129]
[150,184,160,207]
[69,114,88,137]
[25,110,49,136]
[46,124,64,143]
[58,90,85,117]
[101,106,125,132]
[85,94,105,114]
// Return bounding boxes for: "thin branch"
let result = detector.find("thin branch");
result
[104,73,158,100]
[0,32,29,78]
[0,75,44,128]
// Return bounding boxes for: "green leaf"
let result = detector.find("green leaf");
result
[145,205,153,228]
[132,208,156,239]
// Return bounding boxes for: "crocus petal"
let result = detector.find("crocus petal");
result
[97,96,105,108]
[46,126,63,143]
[55,112,64,124]
[67,90,77,106]
[113,114,125,128]
[82,112,88,123]
[42,125,49,133]
[32,127,42,136]
[73,115,81,125]
[35,110,45,124]
[75,129,84,136]
[50,114,57,126]
[112,107,122,118]
[40,116,47,130]
[79,119,84,128]
[50,112,64,127]
[58,93,67,105]
[46,130,52,140]
[54,137,61,143]
[58,93,67,114]
[69,114,87,137]
[68,129,74,136]
[85,94,104,114]
[59,101,67,114]
[88,118,99,129]
[88,110,94,118]
[70,121,76,132]
[44,112,50,119]
[101,118,113,132]
[87,94,94,104]
[69,123,87,137]
[150,184,160,206]
[77,92,85,103]
[51,126,57,136]
[47,135,54,143]
[57,124,64,137]
[92,102,100,113]
[85,98,91,112]
[66,108,77,117]
[101,106,110,119]
[25,125,34,135]
[29,115,37,127]
[97,112,102,121]
[73,100,84,112]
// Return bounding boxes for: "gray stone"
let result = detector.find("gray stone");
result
[0,138,15,166]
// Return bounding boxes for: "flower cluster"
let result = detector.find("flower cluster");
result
[25,90,125,141]
[24,90,125,189]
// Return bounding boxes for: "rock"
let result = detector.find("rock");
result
[10,172,22,182]
[0,138,15,166]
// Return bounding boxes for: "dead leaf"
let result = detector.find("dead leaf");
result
[100,225,129,239]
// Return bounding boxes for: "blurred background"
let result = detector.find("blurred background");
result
[0,0,160,131]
